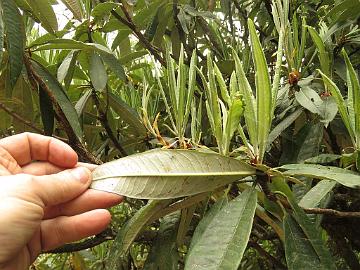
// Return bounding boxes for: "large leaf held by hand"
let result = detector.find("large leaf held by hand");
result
[91,149,255,199]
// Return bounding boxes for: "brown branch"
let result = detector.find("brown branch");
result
[91,90,128,157]
[24,55,101,164]
[304,208,360,218]
[0,102,43,133]
[46,228,116,254]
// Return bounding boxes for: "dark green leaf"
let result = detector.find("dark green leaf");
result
[31,60,83,139]
[185,188,257,270]
[1,0,24,88]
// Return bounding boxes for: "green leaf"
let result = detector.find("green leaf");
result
[286,195,335,269]
[307,26,331,77]
[342,50,360,149]
[305,154,341,164]
[108,200,172,269]
[144,212,180,270]
[299,180,336,208]
[318,70,355,144]
[233,51,257,150]
[60,0,83,21]
[39,85,54,136]
[27,0,58,33]
[280,163,360,188]
[295,87,322,115]
[75,89,92,116]
[248,18,272,162]
[91,2,118,23]
[12,75,35,133]
[268,108,303,146]
[1,0,24,88]
[91,149,256,199]
[107,91,147,137]
[189,197,228,252]
[98,51,126,81]
[185,188,257,270]
[284,214,322,270]
[31,60,83,140]
[89,52,107,91]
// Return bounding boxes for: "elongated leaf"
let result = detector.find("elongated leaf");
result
[27,0,58,33]
[284,214,321,270]
[286,195,335,269]
[189,197,228,252]
[107,92,147,137]
[268,108,303,146]
[108,200,172,270]
[1,0,24,88]
[233,51,257,150]
[98,51,126,81]
[299,180,336,208]
[248,19,272,162]
[75,89,92,116]
[60,0,82,21]
[144,212,180,270]
[89,52,107,91]
[342,50,360,148]
[319,70,355,144]
[31,60,83,139]
[308,26,331,77]
[280,163,360,188]
[185,188,257,270]
[39,85,54,136]
[12,75,34,132]
[91,149,256,199]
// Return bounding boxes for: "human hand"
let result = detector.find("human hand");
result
[0,133,122,270]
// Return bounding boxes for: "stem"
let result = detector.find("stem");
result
[0,102,43,133]
[91,90,128,157]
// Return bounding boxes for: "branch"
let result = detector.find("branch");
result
[99,0,166,66]
[304,208,360,218]
[46,228,116,254]
[24,55,101,164]
[91,89,128,157]
[0,102,43,133]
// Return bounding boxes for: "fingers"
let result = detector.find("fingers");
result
[21,162,64,176]
[40,209,111,251]
[44,189,123,219]
[76,162,98,171]
[0,133,78,167]
[21,162,97,176]
[32,167,92,207]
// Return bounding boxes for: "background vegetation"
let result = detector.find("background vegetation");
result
[1,0,360,269]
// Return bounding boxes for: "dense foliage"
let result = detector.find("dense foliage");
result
[1,0,360,269]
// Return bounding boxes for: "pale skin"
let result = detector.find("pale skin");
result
[0,133,122,270]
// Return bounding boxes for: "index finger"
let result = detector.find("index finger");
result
[0,132,78,167]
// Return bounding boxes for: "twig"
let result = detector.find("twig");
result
[91,89,128,157]
[304,208,360,218]
[46,228,116,254]
[99,0,166,66]
[0,102,43,133]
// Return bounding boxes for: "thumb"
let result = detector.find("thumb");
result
[32,167,92,206]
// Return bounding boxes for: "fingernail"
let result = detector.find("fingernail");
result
[71,167,90,184]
